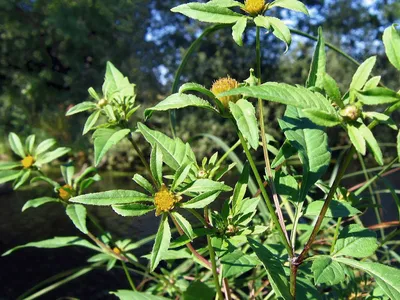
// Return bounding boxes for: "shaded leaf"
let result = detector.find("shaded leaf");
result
[312,256,346,285]
[306,27,325,89]
[92,128,130,166]
[66,204,88,234]
[304,200,361,218]
[232,17,247,46]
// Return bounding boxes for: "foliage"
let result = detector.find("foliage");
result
[2,1,400,299]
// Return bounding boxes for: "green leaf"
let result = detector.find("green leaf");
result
[349,56,376,92]
[35,147,70,165]
[221,250,258,278]
[182,280,215,300]
[347,123,366,155]
[232,17,247,46]
[383,24,400,71]
[304,199,361,218]
[332,224,378,258]
[364,76,381,90]
[248,238,291,300]
[138,123,195,170]
[271,139,297,168]
[102,61,134,100]
[180,191,221,209]
[2,236,99,256]
[70,190,152,206]
[397,131,400,161]
[181,179,232,194]
[0,162,22,170]
[133,174,155,194]
[311,256,346,285]
[278,106,331,202]
[179,82,216,100]
[356,88,400,105]
[150,214,171,271]
[220,82,336,115]
[112,203,155,217]
[334,257,400,299]
[61,164,75,186]
[110,290,169,300]
[268,0,309,15]
[171,163,192,191]
[171,212,195,241]
[30,176,60,188]
[88,87,100,101]
[358,124,383,165]
[92,128,130,166]
[255,16,291,52]
[323,73,343,107]
[274,171,298,203]
[150,145,163,186]
[66,101,97,116]
[0,170,22,184]
[25,134,35,154]
[83,110,101,135]
[207,0,243,8]
[302,108,341,127]
[13,169,31,190]
[35,138,57,156]
[232,163,249,214]
[22,197,60,212]
[229,99,259,150]
[66,204,88,234]
[306,27,326,89]
[363,111,397,130]
[9,132,25,158]
[171,3,244,24]
[144,93,215,120]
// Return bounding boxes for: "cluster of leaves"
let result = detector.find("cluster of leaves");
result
[2,1,400,299]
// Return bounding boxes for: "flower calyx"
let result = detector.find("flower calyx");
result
[340,104,362,122]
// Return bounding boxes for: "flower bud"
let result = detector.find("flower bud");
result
[211,77,240,108]
[244,0,265,15]
[21,155,35,169]
[340,105,361,121]
[59,184,74,201]
[97,98,108,108]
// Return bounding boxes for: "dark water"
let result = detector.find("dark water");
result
[0,171,399,299]
[0,172,160,300]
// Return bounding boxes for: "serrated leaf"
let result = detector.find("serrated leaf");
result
[207,0,243,8]
[248,238,291,300]
[350,56,376,92]
[347,123,366,155]
[83,110,101,135]
[278,106,331,202]
[268,0,309,15]
[171,212,194,241]
[171,163,192,191]
[22,197,59,212]
[30,176,60,188]
[332,224,378,258]
[358,124,383,165]
[181,179,232,194]
[150,145,163,186]
[112,203,155,217]
[271,139,297,168]
[334,257,400,299]
[92,128,130,166]
[35,147,70,165]
[364,112,397,130]
[306,27,325,89]
[220,82,336,115]
[35,138,57,156]
[182,280,215,300]
[181,191,221,209]
[229,99,259,150]
[256,16,291,52]
[102,61,134,100]
[274,171,298,203]
[364,76,381,90]
[111,290,169,300]
[232,17,247,46]
[8,132,25,158]
[70,190,152,206]
[66,204,88,234]
[144,93,215,120]
[66,101,97,116]
[221,250,258,278]
[171,2,244,24]
[303,108,341,127]
[0,170,22,184]
[383,24,400,71]
[356,88,400,105]
[138,123,195,170]
[150,214,171,271]
[133,174,155,194]
[311,256,346,285]
[304,199,361,218]
[2,236,99,256]
[323,73,342,106]
[232,163,249,214]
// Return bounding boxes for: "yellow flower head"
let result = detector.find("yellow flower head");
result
[112,247,121,255]
[21,155,35,169]
[154,185,181,216]
[244,0,265,15]
[211,76,240,108]
[59,184,74,201]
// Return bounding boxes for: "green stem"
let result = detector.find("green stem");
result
[122,261,136,291]
[290,263,298,300]
[290,201,304,249]
[207,234,224,300]
[215,139,241,168]
[237,131,293,256]
[330,217,342,254]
